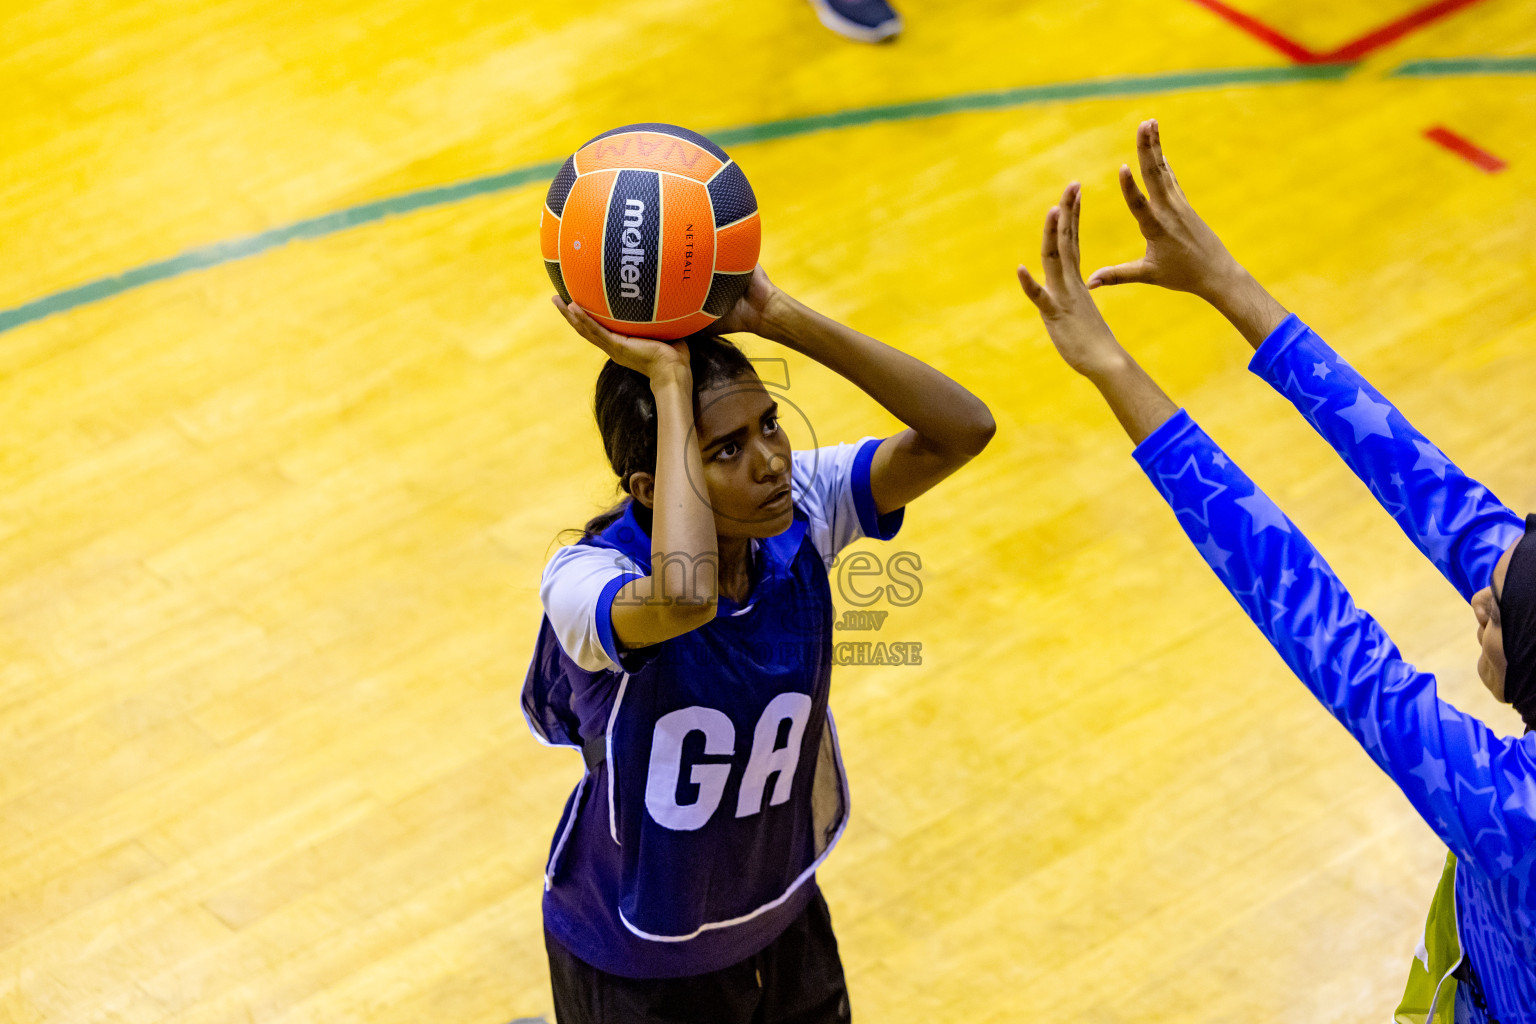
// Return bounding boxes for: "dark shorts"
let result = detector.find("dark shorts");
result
[545,889,852,1024]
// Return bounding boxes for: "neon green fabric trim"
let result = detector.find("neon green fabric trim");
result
[1396,852,1463,1024]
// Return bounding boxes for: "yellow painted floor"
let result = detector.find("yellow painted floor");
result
[3,1,1535,1021]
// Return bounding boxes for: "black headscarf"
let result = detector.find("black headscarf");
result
[1496,514,1536,733]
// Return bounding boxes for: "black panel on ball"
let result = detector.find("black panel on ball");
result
[602,169,662,323]
[545,260,571,304]
[703,271,752,317]
[707,161,757,229]
[545,156,577,217]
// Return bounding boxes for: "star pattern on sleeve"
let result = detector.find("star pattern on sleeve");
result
[1234,492,1291,535]
[1281,371,1330,416]
[1480,522,1525,554]
[1355,688,1388,759]
[1296,620,1334,670]
[1410,750,1452,795]
[1503,768,1536,813]
[1312,360,1332,380]
[1195,534,1233,576]
[1335,389,1396,443]
[1421,515,1454,568]
[1159,456,1229,528]
[1368,477,1407,520]
[1233,575,1291,624]
[1412,439,1452,480]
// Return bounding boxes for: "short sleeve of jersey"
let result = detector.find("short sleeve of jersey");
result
[790,436,904,564]
[540,543,645,674]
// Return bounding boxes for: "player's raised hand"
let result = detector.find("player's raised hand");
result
[553,295,691,384]
[707,265,786,339]
[1087,119,1243,300]
[1018,183,1129,381]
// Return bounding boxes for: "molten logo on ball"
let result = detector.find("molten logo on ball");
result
[618,199,647,300]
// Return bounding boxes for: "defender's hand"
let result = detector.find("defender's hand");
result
[1018,183,1129,381]
[1087,119,1243,301]
[553,295,691,386]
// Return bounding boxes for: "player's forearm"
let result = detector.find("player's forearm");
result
[760,296,995,457]
[1134,410,1522,871]
[1200,267,1290,351]
[648,374,718,613]
[1083,353,1180,446]
[1250,315,1524,601]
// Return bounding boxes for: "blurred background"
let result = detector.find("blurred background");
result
[2,1,1534,1021]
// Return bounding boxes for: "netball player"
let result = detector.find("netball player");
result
[1016,121,1535,1022]
[524,266,994,1022]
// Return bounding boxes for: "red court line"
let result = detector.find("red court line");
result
[1184,0,1317,63]
[1186,0,1494,64]
[1325,0,1488,60]
[1424,126,1508,172]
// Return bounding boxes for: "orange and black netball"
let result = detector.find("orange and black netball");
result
[540,123,761,340]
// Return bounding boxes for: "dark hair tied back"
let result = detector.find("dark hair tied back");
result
[578,333,757,539]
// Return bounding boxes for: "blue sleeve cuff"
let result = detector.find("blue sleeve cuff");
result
[1247,313,1311,383]
[1132,408,1197,473]
[594,572,646,668]
[852,437,904,541]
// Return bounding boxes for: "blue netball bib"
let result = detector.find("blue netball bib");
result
[523,503,850,974]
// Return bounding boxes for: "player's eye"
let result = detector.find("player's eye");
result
[715,443,740,461]
[763,416,779,434]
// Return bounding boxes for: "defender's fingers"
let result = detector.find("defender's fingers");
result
[1149,119,1183,197]
[1041,206,1067,290]
[1136,119,1174,206]
[1058,182,1084,280]
[1086,260,1153,289]
[1117,165,1159,236]
[1016,265,1055,313]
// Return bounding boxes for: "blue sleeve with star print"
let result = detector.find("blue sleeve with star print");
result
[1250,315,1525,602]
[1135,409,1536,881]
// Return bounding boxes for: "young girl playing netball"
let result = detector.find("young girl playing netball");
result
[523,265,994,1022]
[1018,121,1535,1022]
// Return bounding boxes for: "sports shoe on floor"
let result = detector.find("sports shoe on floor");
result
[808,0,902,43]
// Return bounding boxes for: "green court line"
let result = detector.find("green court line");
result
[1390,55,1536,77]
[0,60,1365,338]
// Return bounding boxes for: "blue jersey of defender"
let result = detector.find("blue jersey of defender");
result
[1135,316,1536,1022]
[524,436,902,979]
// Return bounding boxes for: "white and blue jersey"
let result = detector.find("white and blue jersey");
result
[1134,316,1536,1022]
[523,437,903,979]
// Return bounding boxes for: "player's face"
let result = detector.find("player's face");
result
[693,373,794,538]
[1471,536,1519,702]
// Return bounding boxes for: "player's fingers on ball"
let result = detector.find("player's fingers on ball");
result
[569,305,617,349]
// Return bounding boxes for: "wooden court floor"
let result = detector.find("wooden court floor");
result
[2,1,1535,1020]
